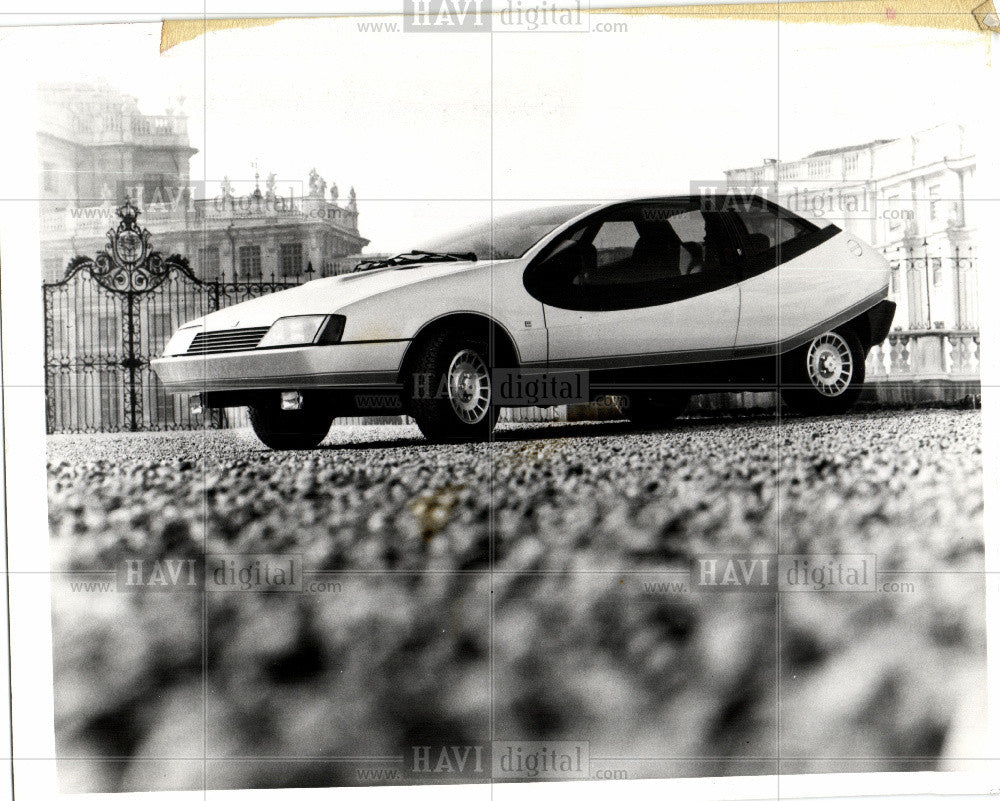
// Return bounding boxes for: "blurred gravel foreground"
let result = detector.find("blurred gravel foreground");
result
[47,410,985,792]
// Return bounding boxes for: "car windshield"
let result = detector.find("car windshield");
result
[415,203,599,261]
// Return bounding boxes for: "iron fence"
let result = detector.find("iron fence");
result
[43,201,302,434]
[882,244,978,331]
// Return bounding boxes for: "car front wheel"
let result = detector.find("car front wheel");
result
[408,333,499,443]
[780,327,865,415]
[248,398,333,450]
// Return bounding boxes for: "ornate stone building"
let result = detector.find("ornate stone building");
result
[38,81,369,283]
[724,123,978,332]
[721,122,980,404]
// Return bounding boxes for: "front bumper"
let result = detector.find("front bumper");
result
[151,340,409,394]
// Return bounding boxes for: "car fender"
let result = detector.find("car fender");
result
[735,228,891,354]
[334,258,548,367]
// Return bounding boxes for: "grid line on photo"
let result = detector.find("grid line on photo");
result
[2,267,14,801]
[199,10,208,801]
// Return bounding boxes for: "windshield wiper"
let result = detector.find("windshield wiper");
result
[353,250,477,272]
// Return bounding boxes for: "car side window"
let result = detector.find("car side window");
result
[664,210,728,277]
[592,221,640,268]
[730,203,835,279]
[523,203,740,311]
[737,205,812,257]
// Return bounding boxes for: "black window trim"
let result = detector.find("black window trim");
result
[523,197,744,313]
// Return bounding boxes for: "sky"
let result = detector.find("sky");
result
[11,14,990,252]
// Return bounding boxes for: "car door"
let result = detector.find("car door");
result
[523,200,742,369]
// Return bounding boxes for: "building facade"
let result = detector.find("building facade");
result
[38,81,197,215]
[38,82,369,283]
[38,81,373,433]
[724,123,978,332]
[719,122,980,405]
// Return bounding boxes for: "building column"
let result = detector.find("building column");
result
[307,231,324,279]
[902,229,928,330]
[264,235,279,280]
[947,227,973,329]
[220,236,236,283]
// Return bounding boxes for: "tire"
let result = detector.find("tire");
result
[625,390,690,428]
[408,332,499,443]
[248,397,333,450]
[780,327,865,415]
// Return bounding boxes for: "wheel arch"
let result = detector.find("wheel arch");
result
[396,312,522,385]
[839,310,872,351]
[838,298,896,352]
[775,294,893,358]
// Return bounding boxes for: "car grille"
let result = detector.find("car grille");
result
[185,327,270,355]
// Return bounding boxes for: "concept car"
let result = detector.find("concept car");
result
[152,195,895,448]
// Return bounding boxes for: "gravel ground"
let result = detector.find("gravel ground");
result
[47,410,985,792]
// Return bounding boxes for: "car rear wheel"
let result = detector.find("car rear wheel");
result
[248,398,333,450]
[626,390,690,428]
[409,333,499,443]
[780,327,865,415]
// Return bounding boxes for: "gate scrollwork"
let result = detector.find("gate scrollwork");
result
[60,199,195,294]
[43,199,304,433]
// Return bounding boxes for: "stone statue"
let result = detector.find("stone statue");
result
[348,185,357,210]
[308,167,326,199]
[330,182,339,202]
[220,175,233,200]
[265,172,277,200]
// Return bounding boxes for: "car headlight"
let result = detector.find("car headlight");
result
[257,314,346,349]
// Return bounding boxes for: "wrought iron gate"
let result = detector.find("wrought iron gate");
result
[43,201,302,433]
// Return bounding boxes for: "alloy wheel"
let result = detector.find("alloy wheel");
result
[446,348,491,424]
[806,332,854,397]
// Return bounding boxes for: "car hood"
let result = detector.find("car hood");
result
[185,258,507,331]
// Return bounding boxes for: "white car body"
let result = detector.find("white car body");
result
[152,195,894,416]
[154,256,547,392]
